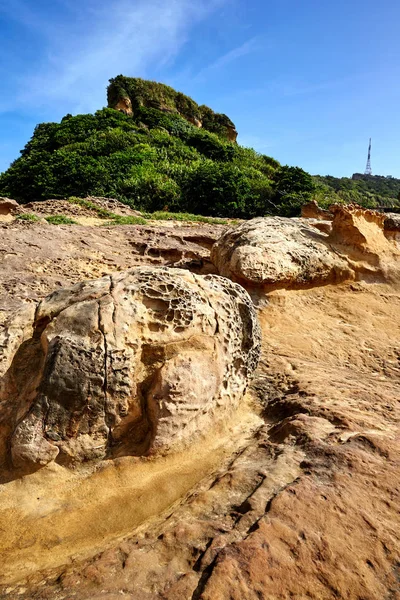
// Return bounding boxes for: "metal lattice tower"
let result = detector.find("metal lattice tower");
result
[364,138,372,175]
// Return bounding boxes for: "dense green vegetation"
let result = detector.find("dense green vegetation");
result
[0,79,317,218]
[313,174,400,210]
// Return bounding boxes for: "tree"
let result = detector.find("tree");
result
[271,166,315,216]
[180,161,252,217]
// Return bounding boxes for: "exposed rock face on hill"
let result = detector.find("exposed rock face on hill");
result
[212,204,400,288]
[107,76,238,141]
[1,268,260,476]
[0,204,399,600]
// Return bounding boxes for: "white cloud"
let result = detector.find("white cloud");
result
[192,36,260,82]
[3,0,226,114]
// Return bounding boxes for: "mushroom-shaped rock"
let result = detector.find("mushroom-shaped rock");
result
[211,216,352,287]
[0,267,260,475]
[211,206,400,288]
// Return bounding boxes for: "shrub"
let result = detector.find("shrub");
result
[271,166,316,216]
[117,166,181,212]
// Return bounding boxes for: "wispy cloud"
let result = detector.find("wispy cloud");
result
[192,36,260,82]
[1,0,225,115]
[269,75,356,98]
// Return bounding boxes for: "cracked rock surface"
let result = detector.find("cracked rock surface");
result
[0,267,260,475]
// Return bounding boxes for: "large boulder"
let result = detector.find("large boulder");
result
[211,216,352,287]
[211,205,400,288]
[0,267,260,475]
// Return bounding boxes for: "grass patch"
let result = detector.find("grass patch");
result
[68,198,230,226]
[103,215,148,226]
[45,215,77,225]
[16,213,40,222]
[142,211,228,224]
[68,196,115,219]
[69,197,147,225]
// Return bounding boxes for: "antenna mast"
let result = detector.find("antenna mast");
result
[364,138,372,175]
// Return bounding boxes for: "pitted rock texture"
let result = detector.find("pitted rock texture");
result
[211,216,352,287]
[211,205,400,288]
[5,280,399,600]
[0,198,19,215]
[0,267,260,476]
[384,212,400,246]
[0,220,228,319]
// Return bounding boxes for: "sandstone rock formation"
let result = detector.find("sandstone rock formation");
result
[0,219,228,318]
[0,267,260,476]
[301,200,400,241]
[21,196,143,219]
[211,205,400,288]
[0,198,19,215]
[301,199,333,220]
[3,277,399,600]
[0,207,399,600]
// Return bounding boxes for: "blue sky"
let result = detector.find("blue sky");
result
[1,0,399,177]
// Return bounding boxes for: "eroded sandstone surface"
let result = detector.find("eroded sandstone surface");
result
[0,203,399,600]
[0,267,260,477]
[212,204,400,288]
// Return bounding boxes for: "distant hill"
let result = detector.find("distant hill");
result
[313,173,400,211]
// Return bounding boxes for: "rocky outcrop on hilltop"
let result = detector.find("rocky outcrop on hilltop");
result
[0,267,260,476]
[107,76,238,141]
[211,204,400,288]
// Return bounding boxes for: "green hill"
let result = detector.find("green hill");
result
[0,77,316,218]
[313,173,400,211]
